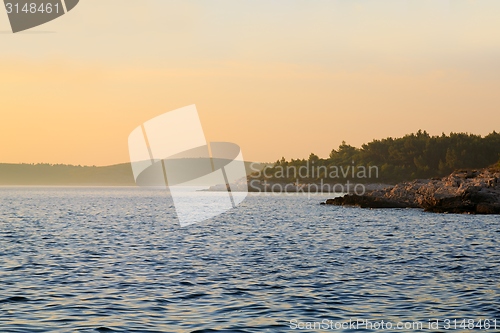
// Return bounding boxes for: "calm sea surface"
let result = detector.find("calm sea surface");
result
[0,187,499,332]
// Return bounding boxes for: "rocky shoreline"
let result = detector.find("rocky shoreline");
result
[323,168,500,214]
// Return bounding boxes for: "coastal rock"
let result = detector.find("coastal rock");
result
[324,168,500,214]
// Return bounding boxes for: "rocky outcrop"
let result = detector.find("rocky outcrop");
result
[324,168,500,214]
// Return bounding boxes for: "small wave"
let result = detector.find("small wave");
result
[0,296,30,303]
[94,327,119,332]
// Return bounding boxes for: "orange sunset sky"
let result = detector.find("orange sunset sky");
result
[1,0,499,166]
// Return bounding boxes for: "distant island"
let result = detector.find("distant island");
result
[0,163,136,186]
[2,131,499,188]
[0,161,268,186]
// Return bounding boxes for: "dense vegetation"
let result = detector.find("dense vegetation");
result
[258,131,500,184]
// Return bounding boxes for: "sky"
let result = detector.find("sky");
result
[1,0,500,166]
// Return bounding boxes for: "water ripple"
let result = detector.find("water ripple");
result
[0,187,499,332]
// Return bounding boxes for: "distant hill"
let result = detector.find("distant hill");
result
[0,163,135,186]
[0,161,268,186]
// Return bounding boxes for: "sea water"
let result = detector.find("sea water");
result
[0,187,499,332]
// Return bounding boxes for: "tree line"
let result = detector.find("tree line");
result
[258,131,500,184]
